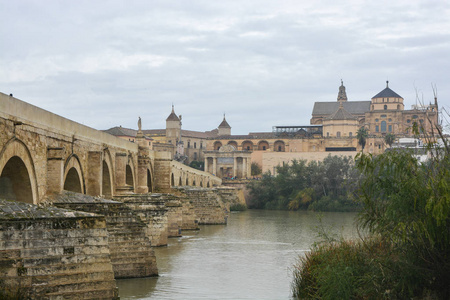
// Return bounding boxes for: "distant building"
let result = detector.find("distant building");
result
[105,81,442,175]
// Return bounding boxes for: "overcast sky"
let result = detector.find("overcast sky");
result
[2,0,449,135]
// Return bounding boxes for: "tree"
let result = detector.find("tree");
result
[251,162,262,176]
[384,133,395,147]
[356,127,368,152]
[189,160,204,171]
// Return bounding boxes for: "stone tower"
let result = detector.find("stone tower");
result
[218,114,231,136]
[337,79,348,102]
[166,105,181,145]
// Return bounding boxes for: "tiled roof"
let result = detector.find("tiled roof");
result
[325,106,357,120]
[103,126,137,137]
[312,101,371,116]
[166,105,180,121]
[181,129,218,139]
[372,87,402,99]
[218,116,231,128]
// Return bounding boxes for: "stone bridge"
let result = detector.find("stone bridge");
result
[0,92,221,204]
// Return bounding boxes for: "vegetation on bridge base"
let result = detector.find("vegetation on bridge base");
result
[292,147,450,299]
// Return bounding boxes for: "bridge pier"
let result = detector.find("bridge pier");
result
[87,151,102,196]
[46,147,65,194]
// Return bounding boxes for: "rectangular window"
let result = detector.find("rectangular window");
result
[376,125,379,132]
[388,125,392,132]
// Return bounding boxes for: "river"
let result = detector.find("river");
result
[117,210,359,300]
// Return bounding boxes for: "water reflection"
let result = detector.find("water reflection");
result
[117,210,358,300]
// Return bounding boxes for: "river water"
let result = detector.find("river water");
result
[117,210,358,300]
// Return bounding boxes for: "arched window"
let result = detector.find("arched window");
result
[194,142,197,149]
[213,141,222,150]
[381,121,387,132]
[241,141,253,151]
[258,141,269,151]
[384,105,387,110]
[273,141,285,152]
[336,131,341,137]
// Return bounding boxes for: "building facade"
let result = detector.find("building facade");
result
[105,81,441,175]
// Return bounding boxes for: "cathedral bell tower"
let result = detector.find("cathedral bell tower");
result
[337,79,348,103]
[166,105,181,145]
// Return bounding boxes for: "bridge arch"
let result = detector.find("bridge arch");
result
[147,168,153,193]
[0,138,38,204]
[126,165,134,187]
[102,150,114,198]
[63,154,85,193]
[126,155,135,190]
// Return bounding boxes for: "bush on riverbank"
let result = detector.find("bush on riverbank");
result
[230,203,247,211]
[293,147,450,299]
[246,155,360,211]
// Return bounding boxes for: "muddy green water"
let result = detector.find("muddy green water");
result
[117,210,358,299]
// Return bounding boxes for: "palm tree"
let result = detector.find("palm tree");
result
[357,127,368,153]
[384,133,396,148]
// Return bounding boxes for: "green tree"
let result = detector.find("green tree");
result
[384,132,395,147]
[355,148,450,298]
[356,127,368,152]
[189,160,204,171]
[250,162,262,176]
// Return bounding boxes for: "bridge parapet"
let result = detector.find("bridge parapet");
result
[170,160,222,189]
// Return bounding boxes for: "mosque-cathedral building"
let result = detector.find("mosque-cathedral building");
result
[105,81,439,176]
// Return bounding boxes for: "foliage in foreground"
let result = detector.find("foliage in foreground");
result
[246,155,360,211]
[292,149,450,299]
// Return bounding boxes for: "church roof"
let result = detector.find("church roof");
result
[166,105,180,121]
[325,104,357,120]
[372,81,402,99]
[312,101,371,116]
[218,115,231,128]
[103,126,137,137]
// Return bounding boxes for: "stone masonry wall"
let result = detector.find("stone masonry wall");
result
[0,199,119,300]
[173,187,228,225]
[114,194,169,247]
[50,191,158,279]
[215,186,246,208]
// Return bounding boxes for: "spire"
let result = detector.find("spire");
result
[386,80,389,88]
[337,79,348,102]
[166,105,180,121]
[218,114,231,128]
